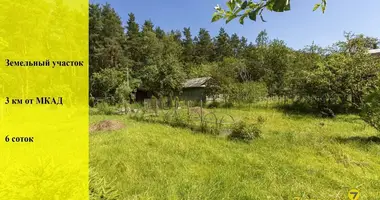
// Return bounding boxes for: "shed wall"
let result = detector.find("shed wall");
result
[180,87,206,102]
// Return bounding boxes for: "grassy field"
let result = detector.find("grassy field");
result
[90,106,380,200]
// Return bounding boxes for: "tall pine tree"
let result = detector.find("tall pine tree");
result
[214,28,233,61]
[194,28,214,64]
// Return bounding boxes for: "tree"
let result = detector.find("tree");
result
[115,74,141,113]
[142,20,154,32]
[155,26,166,39]
[126,13,139,39]
[212,0,327,24]
[194,28,214,64]
[205,58,241,102]
[229,33,241,57]
[138,33,186,98]
[89,4,104,75]
[125,12,142,72]
[256,30,269,47]
[214,28,233,61]
[115,81,133,114]
[263,39,292,96]
[334,32,380,54]
[89,3,126,84]
[90,68,125,100]
[170,30,182,44]
[182,27,194,63]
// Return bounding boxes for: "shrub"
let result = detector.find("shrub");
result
[222,102,234,108]
[162,112,172,124]
[171,112,188,128]
[361,90,380,131]
[132,110,145,121]
[228,121,261,142]
[96,102,114,115]
[89,96,96,107]
[208,101,221,108]
[89,108,98,116]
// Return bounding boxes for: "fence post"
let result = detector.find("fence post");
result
[200,99,203,125]
[187,101,190,121]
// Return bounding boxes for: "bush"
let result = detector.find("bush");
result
[170,112,189,128]
[208,101,221,108]
[229,82,268,104]
[222,102,234,108]
[96,102,114,115]
[228,121,261,142]
[89,96,96,107]
[89,108,98,116]
[361,90,380,131]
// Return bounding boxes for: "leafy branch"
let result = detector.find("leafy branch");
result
[212,0,327,24]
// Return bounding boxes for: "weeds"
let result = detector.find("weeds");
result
[228,121,262,142]
[89,168,120,200]
[257,115,266,124]
[96,102,114,115]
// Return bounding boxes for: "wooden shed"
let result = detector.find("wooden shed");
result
[369,49,380,57]
[180,77,211,102]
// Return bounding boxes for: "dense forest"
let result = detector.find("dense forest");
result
[89,3,380,119]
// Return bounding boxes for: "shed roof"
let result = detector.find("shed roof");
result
[369,49,380,54]
[183,77,211,88]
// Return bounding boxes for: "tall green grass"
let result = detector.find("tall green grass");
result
[90,107,380,199]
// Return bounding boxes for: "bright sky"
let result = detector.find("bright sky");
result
[90,0,380,50]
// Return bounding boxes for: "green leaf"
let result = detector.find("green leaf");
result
[313,4,320,11]
[227,0,236,11]
[226,15,236,24]
[241,1,248,9]
[239,13,248,24]
[248,1,258,9]
[321,0,327,13]
[260,14,266,22]
[239,16,245,25]
[271,0,290,12]
[212,13,223,22]
[248,10,257,21]
[285,0,291,11]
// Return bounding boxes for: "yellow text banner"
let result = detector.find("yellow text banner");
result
[0,0,89,199]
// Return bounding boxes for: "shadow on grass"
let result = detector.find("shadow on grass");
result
[335,136,380,144]
[274,103,321,119]
[274,102,360,120]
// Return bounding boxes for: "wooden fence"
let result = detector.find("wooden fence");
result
[129,100,236,133]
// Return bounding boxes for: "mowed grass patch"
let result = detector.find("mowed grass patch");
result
[90,108,380,200]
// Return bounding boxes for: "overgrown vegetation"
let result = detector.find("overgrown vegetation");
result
[90,107,380,199]
[228,120,261,142]
[96,102,114,115]
[361,89,380,131]
[89,3,379,130]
